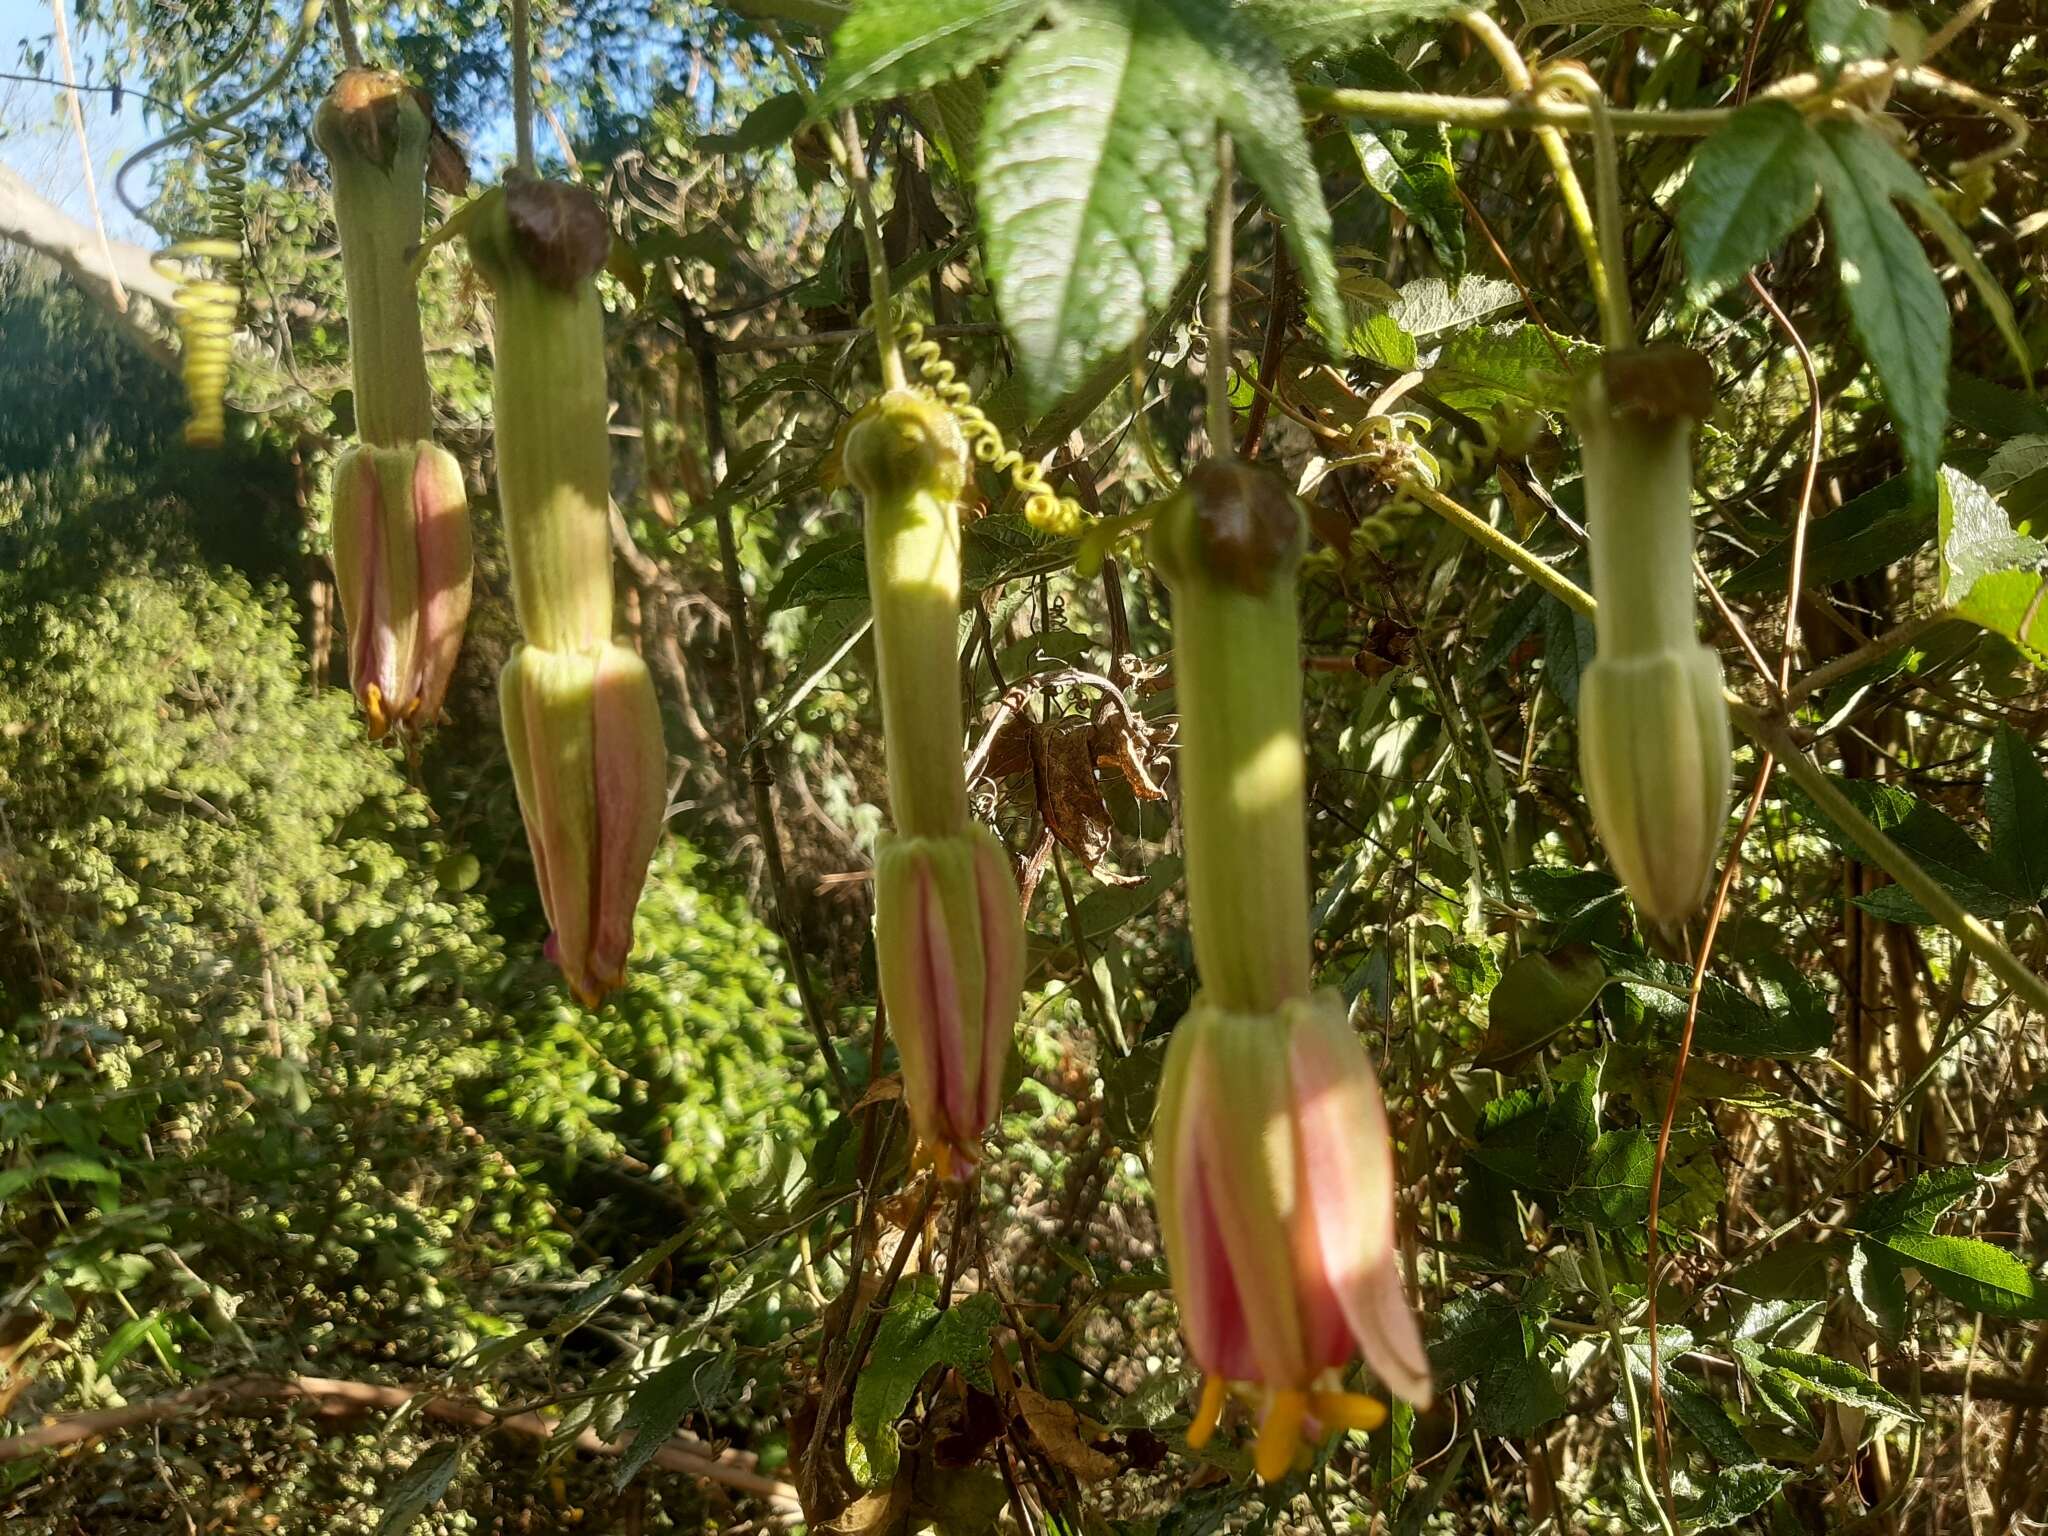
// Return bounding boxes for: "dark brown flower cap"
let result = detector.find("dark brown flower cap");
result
[314,69,427,171]
[1587,345,1715,425]
[504,177,612,293]
[1162,458,1306,597]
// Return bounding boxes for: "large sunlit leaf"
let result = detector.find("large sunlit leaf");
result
[1874,1230,2048,1319]
[820,0,1048,108]
[979,0,1221,412]
[1938,465,2048,664]
[1813,118,1950,501]
[980,0,1344,413]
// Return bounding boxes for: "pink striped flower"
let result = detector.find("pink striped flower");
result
[500,641,668,1007]
[1153,991,1430,1481]
[872,824,1024,1181]
[331,441,471,738]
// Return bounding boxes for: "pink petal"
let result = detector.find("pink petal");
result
[587,645,666,996]
[1288,1003,1431,1405]
[971,832,1023,1132]
[407,444,472,727]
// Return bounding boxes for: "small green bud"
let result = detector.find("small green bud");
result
[1578,645,1732,927]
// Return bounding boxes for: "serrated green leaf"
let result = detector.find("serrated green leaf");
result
[979,0,1220,413]
[1206,5,1347,363]
[1847,1239,1910,1342]
[1820,121,2029,385]
[374,1443,465,1536]
[849,1280,1004,1485]
[1470,1353,1566,1436]
[1478,947,1607,1068]
[1427,1291,1527,1386]
[1876,1230,2048,1318]
[1236,0,1466,58]
[1541,590,1594,709]
[699,92,807,154]
[1757,1346,1918,1418]
[1988,730,2048,899]
[1558,1129,1658,1229]
[1984,435,2048,493]
[821,0,1047,108]
[1780,771,2016,921]
[1427,323,1588,414]
[1854,1162,2000,1236]
[766,529,869,613]
[1723,473,1929,597]
[1337,47,1465,280]
[1520,0,1685,21]
[1608,955,1833,1058]
[1682,1463,1794,1528]
[611,1351,737,1490]
[1814,117,1949,502]
[1678,102,1821,304]
[1938,465,2048,664]
[1807,0,1890,73]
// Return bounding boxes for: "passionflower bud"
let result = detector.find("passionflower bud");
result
[499,641,668,1006]
[1152,992,1431,1481]
[331,441,472,737]
[1573,347,1730,925]
[1578,645,1732,926]
[873,824,1024,1180]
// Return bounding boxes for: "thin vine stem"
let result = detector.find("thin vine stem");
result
[1403,480,2048,1021]
[1205,133,1235,457]
[508,0,534,175]
[1457,10,1617,342]
[1541,66,1634,350]
[764,24,902,389]
[328,0,363,66]
[1582,1223,1680,1536]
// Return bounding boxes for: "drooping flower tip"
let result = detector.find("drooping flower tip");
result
[873,823,1024,1179]
[500,641,669,1007]
[1153,992,1430,1480]
[1578,644,1732,927]
[332,442,472,739]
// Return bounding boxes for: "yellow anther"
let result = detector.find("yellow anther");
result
[1309,1389,1388,1434]
[1253,1389,1309,1483]
[1186,1375,1228,1450]
[365,683,389,740]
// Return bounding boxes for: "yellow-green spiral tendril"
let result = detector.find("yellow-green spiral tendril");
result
[877,307,1089,538]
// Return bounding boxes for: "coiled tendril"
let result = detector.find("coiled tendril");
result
[877,306,1089,537]
[117,1,327,448]
[152,124,247,447]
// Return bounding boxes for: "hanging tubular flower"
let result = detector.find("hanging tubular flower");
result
[1573,347,1731,926]
[500,642,668,1007]
[1147,459,1430,1478]
[845,389,1024,1176]
[330,442,472,738]
[873,824,1024,1180]
[1154,994,1432,1481]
